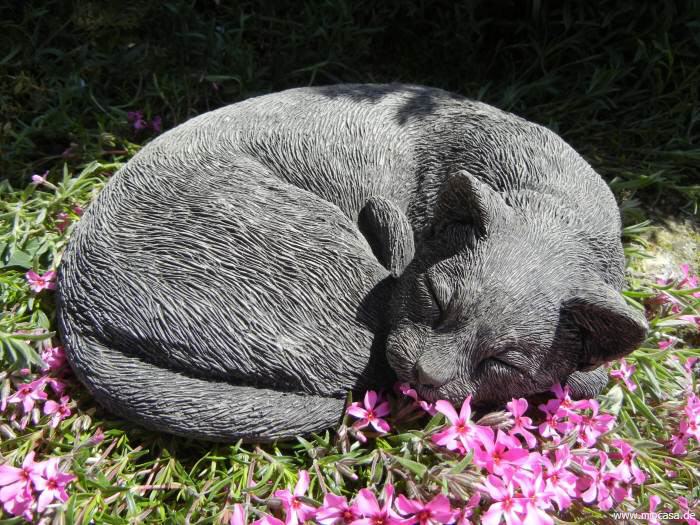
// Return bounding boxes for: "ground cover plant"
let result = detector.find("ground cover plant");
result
[1,1,698,523]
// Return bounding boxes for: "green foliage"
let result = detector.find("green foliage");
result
[1,1,698,211]
[0,0,699,522]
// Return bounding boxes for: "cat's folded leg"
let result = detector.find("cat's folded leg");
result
[60,331,346,442]
[564,367,609,400]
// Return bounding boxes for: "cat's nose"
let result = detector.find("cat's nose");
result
[415,359,452,388]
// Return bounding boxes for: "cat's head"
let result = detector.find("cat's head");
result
[386,171,648,406]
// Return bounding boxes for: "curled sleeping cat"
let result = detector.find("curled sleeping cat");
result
[56,84,648,442]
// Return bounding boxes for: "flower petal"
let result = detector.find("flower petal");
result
[347,405,369,419]
[0,467,21,486]
[252,516,286,525]
[371,418,391,434]
[230,503,246,525]
[435,400,459,424]
[426,494,451,515]
[36,487,56,513]
[294,470,309,497]
[480,503,504,525]
[364,391,378,409]
[395,494,422,515]
[374,401,391,418]
[355,488,380,516]
[458,396,472,421]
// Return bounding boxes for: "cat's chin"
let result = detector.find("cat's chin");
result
[414,383,442,402]
[413,383,471,404]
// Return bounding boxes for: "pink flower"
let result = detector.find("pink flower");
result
[25,270,57,293]
[273,470,316,525]
[669,393,699,455]
[597,471,629,511]
[506,398,537,448]
[656,274,671,286]
[32,457,77,513]
[670,433,689,455]
[512,470,554,525]
[397,382,437,415]
[657,264,700,298]
[55,212,70,233]
[127,110,148,131]
[31,171,49,185]
[569,400,615,447]
[540,447,576,511]
[432,396,489,453]
[537,385,590,441]
[72,206,84,216]
[537,407,562,442]
[151,116,163,133]
[395,494,455,525]
[658,337,677,350]
[678,264,700,296]
[478,473,525,525]
[84,428,105,448]
[677,496,700,525]
[452,493,481,525]
[351,484,402,525]
[40,346,66,372]
[2,489,34,521]
[679,313,700,328]
[549,384,591,414]
[577,452,627,511]
[45,377,67,396]
[684,357,699,376]
[317,493,360,525]
[252,517,285,525]
[230,503,247,525]
[7,378,48,413]
[683,394,700,440]
[347,391,391,439]
[0,452,38,514]
[610,440,646,485]
[44,395,72,428]
[609,360,637,392]
[647,495,662,525]
[473,430,530,476]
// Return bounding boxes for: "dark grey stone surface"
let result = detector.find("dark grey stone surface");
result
[56,84,648,442]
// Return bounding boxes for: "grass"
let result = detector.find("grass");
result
[1,1,699,523]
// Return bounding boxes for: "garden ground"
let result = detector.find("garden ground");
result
[1,2,698,523]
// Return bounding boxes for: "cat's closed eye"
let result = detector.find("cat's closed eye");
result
[413,275,442,325]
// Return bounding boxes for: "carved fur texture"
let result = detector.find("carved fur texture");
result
[57,84,648,442]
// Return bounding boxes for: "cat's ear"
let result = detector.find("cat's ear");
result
[359,196,415,277]
[432,170,510,236]
[563,281,648,370]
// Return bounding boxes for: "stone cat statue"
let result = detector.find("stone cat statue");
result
[57,84,648,442]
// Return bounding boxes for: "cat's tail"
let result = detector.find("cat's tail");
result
[57,317,346,442]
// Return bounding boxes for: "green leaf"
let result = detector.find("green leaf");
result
[630,439,664,450]
[0,335,43,368]
[637,360,664,399]
[449,452,474,474]
[1,247,33,269]
[599,384,624,415]
[424,411,445,432]
[23,237,49,258]
[33,310,51,330]
[625,390,664,429]
[393,455,427,478]
[12,330,54,342]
